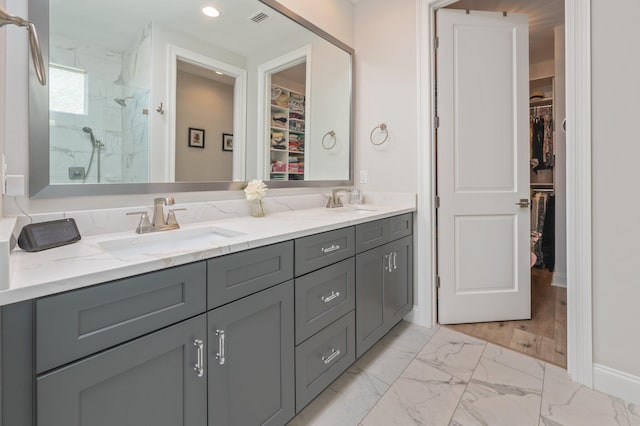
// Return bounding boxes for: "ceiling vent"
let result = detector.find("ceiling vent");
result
[249,11,270,24]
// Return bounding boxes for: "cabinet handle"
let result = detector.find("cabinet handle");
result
[386,253,392,272]
[321,348,341,365]
[393,252,397,270]
[321,291,341,303]
[216,330,226,366]
[194,339,204,378]
[321,244,341,254]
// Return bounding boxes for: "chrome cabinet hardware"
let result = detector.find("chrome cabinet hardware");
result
[321,291,341,303]
[392,252,397,270]
[516,198,531,208]
[216,330,226,366]
[321,348,341,365]
[321,244,341,254]
[194,339,204,378]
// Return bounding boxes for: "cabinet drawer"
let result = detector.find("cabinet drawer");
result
[295,227,354,276]
[295,311,355,413]
[355,218,389,253]
[208,241,293,310]
[389,213,413,241]
[36,262,206,374]
[355,213,414,253]
[295,258,355,344]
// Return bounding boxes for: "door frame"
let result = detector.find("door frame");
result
[166,45,247,182]
[414,0,593,387]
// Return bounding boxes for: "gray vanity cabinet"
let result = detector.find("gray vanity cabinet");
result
[37,314,208,426]
[208,281,295,426]
[356,233,413,358]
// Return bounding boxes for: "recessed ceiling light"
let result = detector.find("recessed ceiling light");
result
[215,71,224,75]
[201,6,220,18]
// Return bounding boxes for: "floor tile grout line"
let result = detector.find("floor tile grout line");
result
[357,326,440,425]
[444,340,489,425]
[538,362,549,424]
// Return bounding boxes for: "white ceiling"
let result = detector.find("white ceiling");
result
[445,0,564,64]
[50,0,304,55]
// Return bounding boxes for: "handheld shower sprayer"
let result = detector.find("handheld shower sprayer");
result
[0,7,46,86]
[82,126,97,147]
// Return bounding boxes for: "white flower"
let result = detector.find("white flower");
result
[244,179,268,201]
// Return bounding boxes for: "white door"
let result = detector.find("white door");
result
[437,9,530,324]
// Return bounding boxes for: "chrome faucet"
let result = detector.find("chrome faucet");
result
[326,188,351,208]
[126,197,185,234]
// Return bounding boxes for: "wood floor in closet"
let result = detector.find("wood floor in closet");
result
[447,268,567,368]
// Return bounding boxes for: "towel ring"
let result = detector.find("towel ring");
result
[370,123,389,146]
[322,130,337,150]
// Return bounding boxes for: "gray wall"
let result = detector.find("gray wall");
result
[592,0,640,378]
[175,72,233,182]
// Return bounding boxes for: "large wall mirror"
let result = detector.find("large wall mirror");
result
[28,0,353,197]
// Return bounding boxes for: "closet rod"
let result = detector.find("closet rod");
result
[529,105,552,109]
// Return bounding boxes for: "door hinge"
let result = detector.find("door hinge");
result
[435,195,440,209]
[435,116,440,129]
[436,275,441,288]
[434,36,439,50]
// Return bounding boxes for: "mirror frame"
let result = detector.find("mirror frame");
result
[28,0,354,198]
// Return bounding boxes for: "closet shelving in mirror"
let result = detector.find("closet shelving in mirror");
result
[269,84,306,181]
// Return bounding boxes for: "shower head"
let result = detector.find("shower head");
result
[82,126,97,147]
[114,97,135,107]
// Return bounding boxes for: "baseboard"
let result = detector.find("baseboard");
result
[404,305,431,328]
[593,363,640,406]
[551,272,567,288]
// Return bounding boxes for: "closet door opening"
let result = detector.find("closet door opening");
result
[435,0,567,368]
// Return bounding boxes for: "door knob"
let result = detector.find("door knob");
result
[516,199,531,208]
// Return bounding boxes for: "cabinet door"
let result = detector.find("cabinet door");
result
[355,245,386,358]
[37,315,207,426]
[208,281,294,426]
[384,235,414,328]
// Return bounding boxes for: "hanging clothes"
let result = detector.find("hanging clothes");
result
[531,117,545,172]
[541,195,556,271]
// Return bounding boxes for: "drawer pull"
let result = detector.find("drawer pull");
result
[216,330,226,366]
[321,291,341,303]
[321,244,341,254]
[322,348,341,365]
[194,339,205,378]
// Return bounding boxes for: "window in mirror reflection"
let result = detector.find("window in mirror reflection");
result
[49,64,87,115]
[175,60,235,182]
[48,27,151,184]
[269,62,306,181]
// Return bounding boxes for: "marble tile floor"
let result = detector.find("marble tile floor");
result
[289,322,639,426]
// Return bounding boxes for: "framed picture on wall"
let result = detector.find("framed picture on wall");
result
[222,133,233,151]
[188,128,205,148]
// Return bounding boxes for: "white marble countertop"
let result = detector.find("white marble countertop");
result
[3,200,415,307]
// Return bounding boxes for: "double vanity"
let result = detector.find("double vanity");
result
[0,197,415,425]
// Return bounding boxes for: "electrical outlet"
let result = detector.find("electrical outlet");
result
[360,170,368,184]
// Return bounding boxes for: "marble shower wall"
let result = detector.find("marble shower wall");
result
[120,24,151,183]
[48,28,151,184]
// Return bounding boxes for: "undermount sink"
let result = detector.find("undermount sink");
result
[97,225,246,255]
[329,205,378,215]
